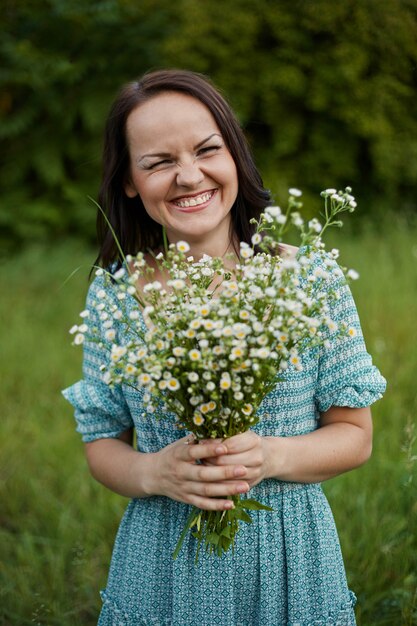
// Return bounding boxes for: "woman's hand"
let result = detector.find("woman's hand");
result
[202,431,274,489]
[149,435,251,510]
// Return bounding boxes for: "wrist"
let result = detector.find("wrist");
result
[130,450,159,497]
[263,436,288,480]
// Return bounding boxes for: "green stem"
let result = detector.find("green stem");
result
[172,506,198,560]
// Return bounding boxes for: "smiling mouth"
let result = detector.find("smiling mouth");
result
[172,189,216,209]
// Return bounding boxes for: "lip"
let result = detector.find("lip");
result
[168,188,218,212]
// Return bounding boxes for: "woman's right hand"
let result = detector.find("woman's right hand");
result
[147,435,250,510]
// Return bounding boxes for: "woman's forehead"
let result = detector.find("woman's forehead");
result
[125,92,220,150]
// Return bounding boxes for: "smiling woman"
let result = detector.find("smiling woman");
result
[63,69,386,626]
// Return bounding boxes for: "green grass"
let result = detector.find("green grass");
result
[0,221,416,625]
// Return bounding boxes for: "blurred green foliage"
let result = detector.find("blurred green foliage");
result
[1,0,416,251]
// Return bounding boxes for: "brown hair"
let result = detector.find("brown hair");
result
[95,69,270,268]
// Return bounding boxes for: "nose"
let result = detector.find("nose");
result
[176,161,204,188]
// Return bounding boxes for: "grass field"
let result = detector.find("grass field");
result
[1,218,416,625]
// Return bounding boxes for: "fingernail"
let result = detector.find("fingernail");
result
[234,467,246,477]
[237,483,249,493]
[215,445,226,454]
[225,501,234,509]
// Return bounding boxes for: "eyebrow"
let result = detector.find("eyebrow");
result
[137,133,222,163]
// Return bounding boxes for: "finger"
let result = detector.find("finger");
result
[208,452,264,470]
[188,495,235,511]
[191,463,248,482]
[187,441,229,462]
[221,432,258,454]
[188,479,250,499]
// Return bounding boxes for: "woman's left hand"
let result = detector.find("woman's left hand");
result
[202,431,273,489]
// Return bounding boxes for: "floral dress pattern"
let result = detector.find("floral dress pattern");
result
[63,257,386,626]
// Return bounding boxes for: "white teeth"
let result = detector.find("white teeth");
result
[175,191,213,208]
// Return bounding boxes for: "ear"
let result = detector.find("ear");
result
[124,178,139,198]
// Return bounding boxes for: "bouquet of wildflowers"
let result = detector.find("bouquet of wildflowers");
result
[70,187,358,561]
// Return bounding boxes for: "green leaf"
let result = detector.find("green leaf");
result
[206,533,220,546]
[239,498,274,512]
[220,526,232,538]
[233,509,253,524]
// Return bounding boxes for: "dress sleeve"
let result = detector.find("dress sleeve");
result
[62,275,134,442]
[313,256,386,414]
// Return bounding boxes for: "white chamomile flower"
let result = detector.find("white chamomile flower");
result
[199,305,210,317]
[138,373,152,385]
[251,233,262,245]
[74,333,85,345]
[308,218,322,233]
[240,247,254,259]
[265,287,277,297]
[257,347,270,359]
[69,325,78,335]
[105,329,116,341]
[265,205,282,217]
[326,319,338,332]
[136,347,147,359]
[220,376,231,390]
[189,349,201,361]
[290,354,301,366]
[79,310,90,318]
[102,371,112,384]
[230,347,244,360]
[176,241,190,253]
[167,378,180,391]
[129,311,140,320]
[289,188,302,197]
[347,327,357,337]
[173,346,185,357]
[113,268,125,280]
[187,372,199,382]
[291,213,304,227]
[347,269,359,280]
[97,289,106,299]
[193,413,205,426]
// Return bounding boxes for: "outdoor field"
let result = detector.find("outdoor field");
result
[2,2,416,624]
[0,215,416,625]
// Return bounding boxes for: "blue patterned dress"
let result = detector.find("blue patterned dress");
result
[63,255,386,626]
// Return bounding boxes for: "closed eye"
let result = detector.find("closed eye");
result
[197,145,222,156]
[147,159,172,170]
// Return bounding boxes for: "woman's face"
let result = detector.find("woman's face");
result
[124,92,239,251]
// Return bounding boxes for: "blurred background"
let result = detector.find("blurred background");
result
[1,1,416,624]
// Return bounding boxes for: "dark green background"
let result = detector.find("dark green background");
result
[2,0,416,249]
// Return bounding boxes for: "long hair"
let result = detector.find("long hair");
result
[95,69,271,269]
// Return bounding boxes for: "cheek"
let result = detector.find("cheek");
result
[222,157,238,192]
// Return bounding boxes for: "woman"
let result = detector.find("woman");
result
[63,69,386,625]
